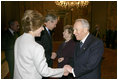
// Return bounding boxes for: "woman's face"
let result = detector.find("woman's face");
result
[34,26,44,37]
[63,29,71,40]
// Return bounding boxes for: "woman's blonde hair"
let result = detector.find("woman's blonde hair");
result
[21,10,44,33]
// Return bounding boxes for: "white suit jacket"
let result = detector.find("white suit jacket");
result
[14,33,64,79]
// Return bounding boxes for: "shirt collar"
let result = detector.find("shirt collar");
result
[9,28,14,35]
[81,32,89,44]
[45,27,49,32]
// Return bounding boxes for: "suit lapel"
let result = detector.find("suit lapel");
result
[7,29,13,37]
[44,26,52,40]
[77,34,94,56]
[75,41,80,56]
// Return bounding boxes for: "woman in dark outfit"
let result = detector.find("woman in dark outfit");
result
[57,25,76,79]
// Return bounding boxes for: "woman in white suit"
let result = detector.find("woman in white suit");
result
[13,10,69,79]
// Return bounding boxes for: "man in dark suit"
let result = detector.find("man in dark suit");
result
[106,28,112,48]
[65,19,104,79]
[35,14,58,67]
[2,20,20,78]
[110,27,117,49]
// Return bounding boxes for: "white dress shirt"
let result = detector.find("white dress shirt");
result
[81,33,90,44]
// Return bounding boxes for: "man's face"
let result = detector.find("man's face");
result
[73,21,88,40]
[11,21,19,32]
[45,19,58,30]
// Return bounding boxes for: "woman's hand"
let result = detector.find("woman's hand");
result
[51,52,57,59]
[58,57,64,63]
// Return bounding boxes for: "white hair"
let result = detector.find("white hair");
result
[75,19,90,29]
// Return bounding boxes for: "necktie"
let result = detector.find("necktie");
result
[47,30,51,36]
[13,32,18,39]
[79,41,83,48]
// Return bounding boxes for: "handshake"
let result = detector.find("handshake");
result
[63,65,73,76]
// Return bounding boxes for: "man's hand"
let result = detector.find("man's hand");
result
[64,65,72,73]
[58,57,64,63]
[51,52,57,59]
[63,65,69,76]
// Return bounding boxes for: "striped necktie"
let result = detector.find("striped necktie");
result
[80,41,83,48]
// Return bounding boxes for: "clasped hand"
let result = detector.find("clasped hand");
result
[51,52,57,59]
[58,57,64,63]
[63,65,72,76]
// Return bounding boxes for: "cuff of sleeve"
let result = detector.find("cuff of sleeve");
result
[72,68,75,77]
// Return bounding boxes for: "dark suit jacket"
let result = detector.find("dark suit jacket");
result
[2,29,18,51]
[1,29,19,78]
[35,26,52,60]
[57,39,76,68]
[74,34,104,79]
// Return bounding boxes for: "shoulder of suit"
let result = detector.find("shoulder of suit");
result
[3,29,12,36]
[90,34,103,44]
[5,29,10,33]
[68,39,76,45]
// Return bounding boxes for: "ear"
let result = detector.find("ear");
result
[84,28,88,33]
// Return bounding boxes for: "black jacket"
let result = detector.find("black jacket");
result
[74,34,104,79]
[35,26,52,60]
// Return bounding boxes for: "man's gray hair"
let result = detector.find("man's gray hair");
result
[75,19,90,29]
[44,14,58,23]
